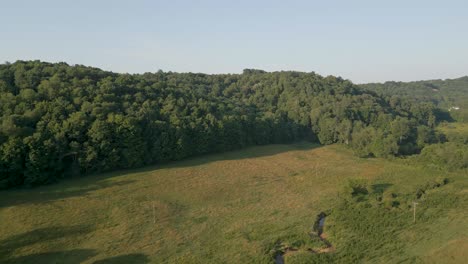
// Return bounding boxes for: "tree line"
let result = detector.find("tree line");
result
[361,77,468,170]
[360,76,468,122]
[0,61,443,188]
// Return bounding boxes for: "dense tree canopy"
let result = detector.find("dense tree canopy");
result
[0,61,441,188]
[360,77,468,123]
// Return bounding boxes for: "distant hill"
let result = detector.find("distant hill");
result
[360,76,468,122]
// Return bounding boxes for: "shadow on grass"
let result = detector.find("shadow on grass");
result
[93,254,150,263]
[0,225,150,263]
[3,250,150,264]
[0,179,137,208]
[0,225,93,258]
[372,183,393,194]
[120,142,320,172]
[2,249,97,264]
[0,142,320,209]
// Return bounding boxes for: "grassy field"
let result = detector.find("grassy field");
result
[1,143,467,263]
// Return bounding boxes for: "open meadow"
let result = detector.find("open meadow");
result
[1,143,467,263]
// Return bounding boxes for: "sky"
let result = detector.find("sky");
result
[1,0,467,83]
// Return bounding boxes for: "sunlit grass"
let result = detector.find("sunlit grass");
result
[1,143,466,263]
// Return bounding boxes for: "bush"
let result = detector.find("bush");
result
[414,178,449,200]
[382,192,399,208]
[344,179,369,198]
[419,143,468,170]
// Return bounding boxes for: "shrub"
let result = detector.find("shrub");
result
[344,179,369,198]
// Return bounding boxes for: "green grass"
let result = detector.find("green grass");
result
[438,122,468,143]
[1,143,467,263]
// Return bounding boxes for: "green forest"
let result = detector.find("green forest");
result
[360,76,468,122]
[0,61,464,189]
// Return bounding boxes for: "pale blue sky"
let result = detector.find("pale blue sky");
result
[1,0,467,83]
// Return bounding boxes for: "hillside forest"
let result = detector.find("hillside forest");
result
[0,61,466,189]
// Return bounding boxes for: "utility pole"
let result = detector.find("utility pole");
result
[412,201,418,223]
